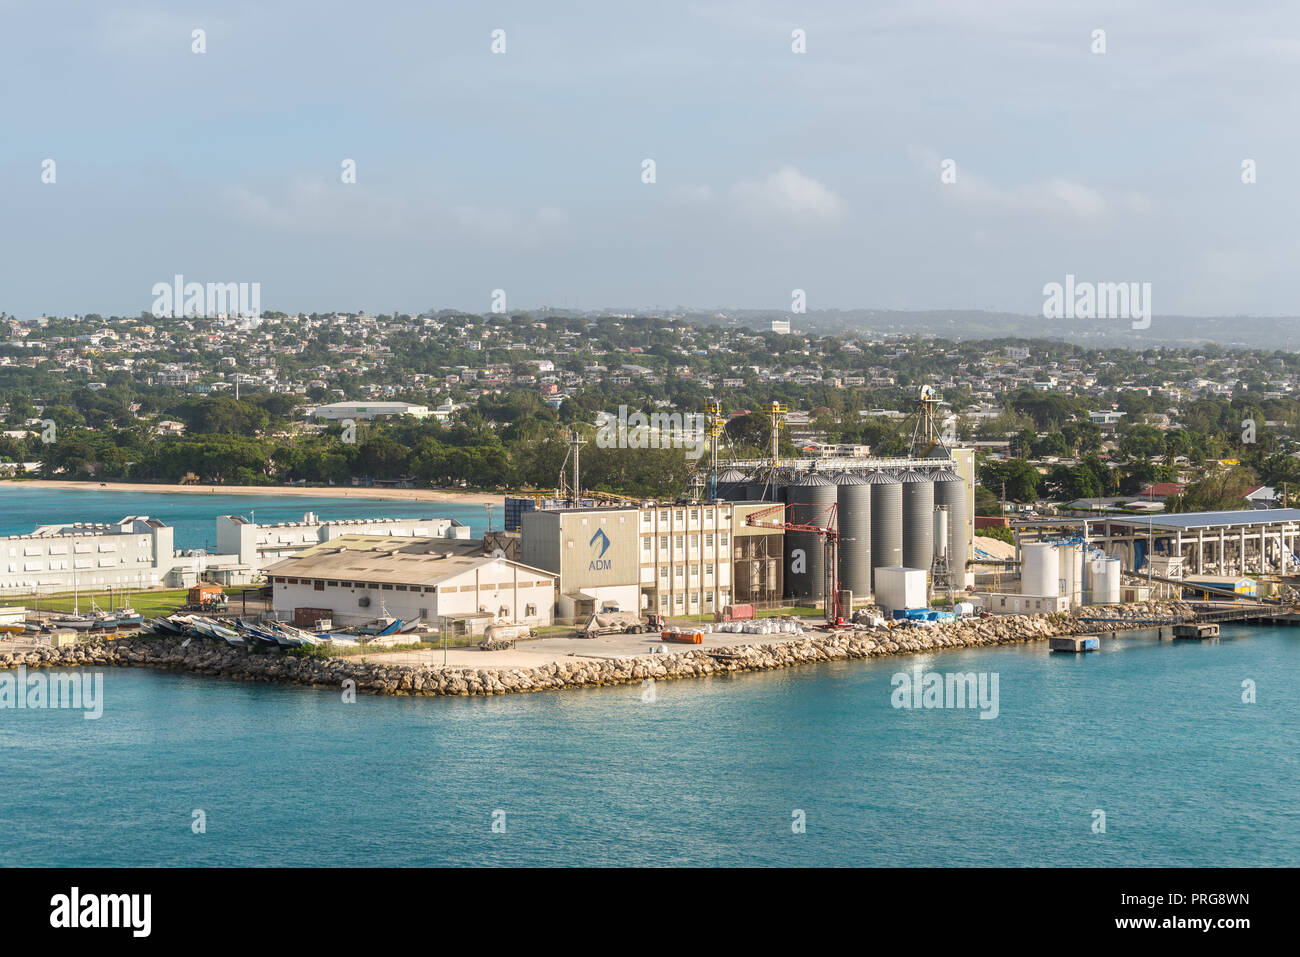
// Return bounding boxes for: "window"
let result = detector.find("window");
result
[659,535,668,550]
[705,593,714,605]
[674,510,684,522]
[327,581,338,587]
[675,594,684,607]
[705,533,713,547]
[675,565,684,578]
[690,509,698,521]
[526,603,537,616]
[706,564,714,578]
[720,533,729,548]
[642,536,651,554]
[659,595,669,609]
[659,566,668,579]
[675,535,683,549]
[313,580,324,591]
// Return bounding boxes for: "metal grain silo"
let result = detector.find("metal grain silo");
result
[833,473,872,599]
[784,473,836,600]
[744,475,769,501]
[715,468,747,501]
[899,470,935,573]
[931,470,968,584]
[864,471,902,593]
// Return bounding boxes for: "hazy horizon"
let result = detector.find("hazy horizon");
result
[4,0,1299,324]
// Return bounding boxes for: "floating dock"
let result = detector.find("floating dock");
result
[1050,635,1100,653]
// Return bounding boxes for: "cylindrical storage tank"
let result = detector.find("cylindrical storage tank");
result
[899,470,935,573]
[933,507,949,558]
[932,470,968,584]
[784,473,836,600]
[865,472,903,593]
[715,468,747,501]
[833,473,872,599]
[1059,544,1084,606]
[1021,543,1059,597]
[1102,557,1122,603]
[744,477,769,501]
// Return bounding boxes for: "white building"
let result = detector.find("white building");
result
[265,535,556,634]
[215,512,470,581]
[0,517,177,593]
[305,401,430,421]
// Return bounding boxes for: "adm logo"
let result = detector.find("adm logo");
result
[589,529,612,571]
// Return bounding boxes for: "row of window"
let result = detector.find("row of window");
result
[641,508,733,526]
[656,564,716,579]
[656,589,730,609]
[642,533,729,553]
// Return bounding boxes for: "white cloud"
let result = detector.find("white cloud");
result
[911,147,1151,223]
[219,179,567,247]
[729,166,847,226]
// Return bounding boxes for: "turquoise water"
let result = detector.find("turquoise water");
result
[0,487,491,549]
[1,624,1296,866]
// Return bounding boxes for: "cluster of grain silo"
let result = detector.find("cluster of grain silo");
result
[709,458,973,609]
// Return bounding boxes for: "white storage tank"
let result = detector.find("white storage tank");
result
[1059,544,1084,607]
[874,566,928,614]
[1021,543,1060,598]
[1100,557,1122,603]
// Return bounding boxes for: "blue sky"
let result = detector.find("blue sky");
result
[2,0,1297,318]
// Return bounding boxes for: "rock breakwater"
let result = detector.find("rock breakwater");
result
[0,602,1196,697]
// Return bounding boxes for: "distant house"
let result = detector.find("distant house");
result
[1244,485,1277,508]
[1139,482,1185,500]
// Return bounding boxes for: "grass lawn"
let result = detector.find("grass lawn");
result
[1,589,190,618]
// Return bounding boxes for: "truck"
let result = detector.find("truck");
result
[186,583,227,611]
[579,610,665,638]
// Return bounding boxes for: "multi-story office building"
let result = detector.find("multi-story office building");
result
[520,501,783,620]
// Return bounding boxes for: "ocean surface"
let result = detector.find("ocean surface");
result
[0,486,491,549]
[1,623,1296,867]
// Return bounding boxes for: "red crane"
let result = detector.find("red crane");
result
[746,502,846,628]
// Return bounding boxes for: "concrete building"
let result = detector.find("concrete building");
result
[215,512,469,580]
[264,535,555,635]
[0,516,177,593]
[520,501,782,620]
[305,401,430,421]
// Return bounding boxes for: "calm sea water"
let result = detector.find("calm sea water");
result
[1,623,1296,866]
[0,486,491,549]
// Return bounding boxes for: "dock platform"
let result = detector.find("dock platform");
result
[1172,622,1220,639]
[1050,635,1100,653]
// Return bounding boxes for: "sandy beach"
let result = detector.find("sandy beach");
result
[0,479,502,506]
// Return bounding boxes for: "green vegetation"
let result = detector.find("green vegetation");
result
[3,588,189,617]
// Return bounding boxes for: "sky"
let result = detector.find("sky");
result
[1,0,1298,320]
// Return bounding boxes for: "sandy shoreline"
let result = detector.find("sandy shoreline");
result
[0,479,501,506]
